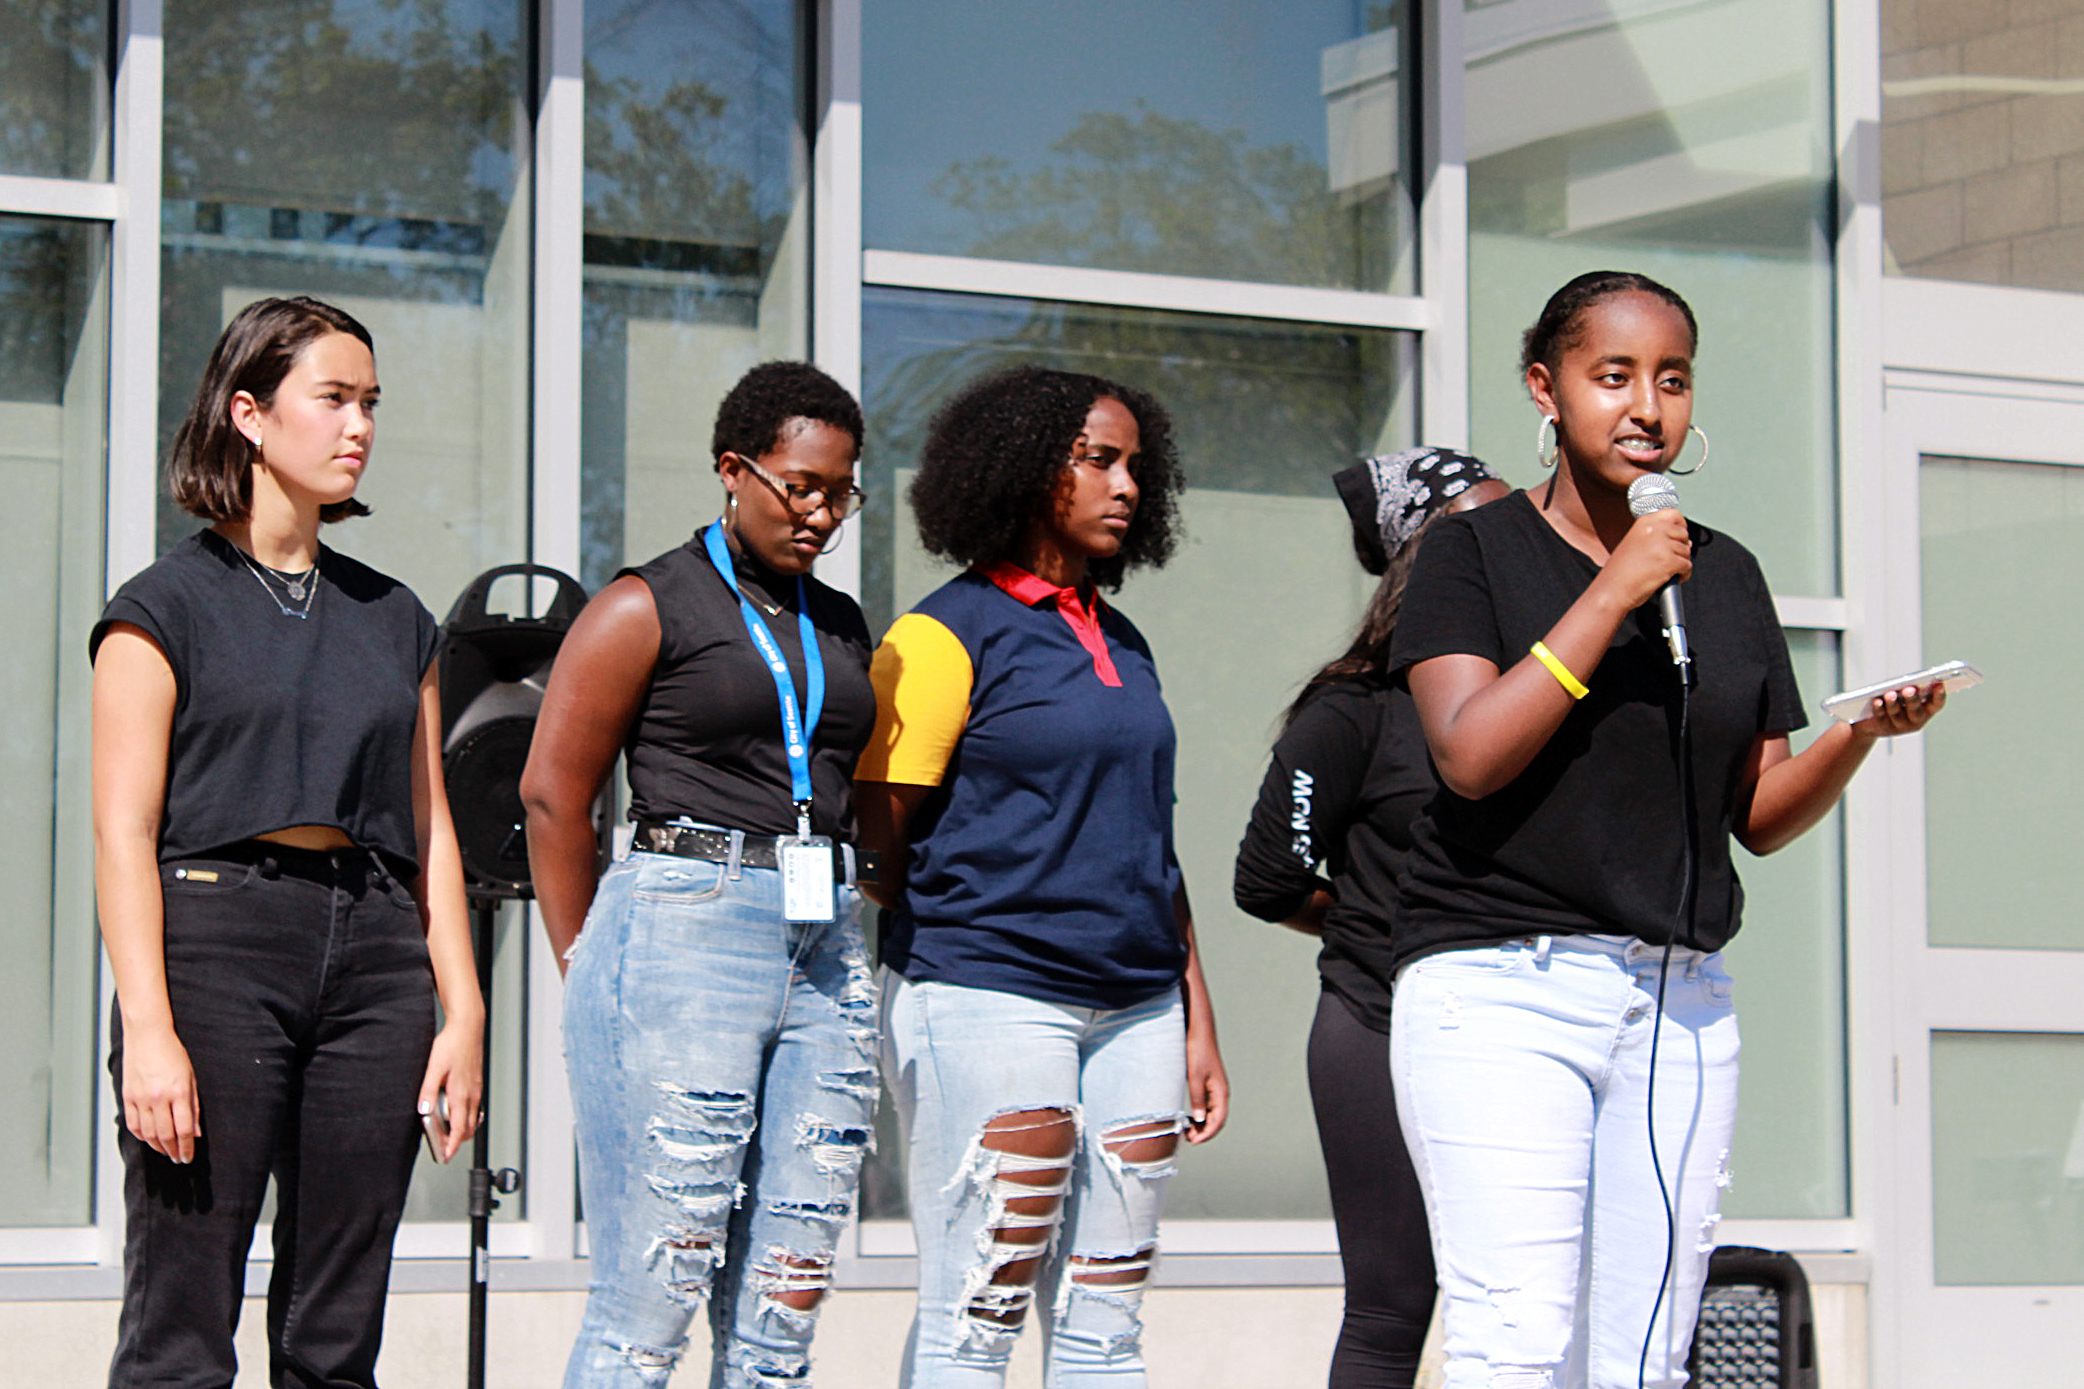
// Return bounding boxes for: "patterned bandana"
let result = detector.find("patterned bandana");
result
[1332,447,1500,574]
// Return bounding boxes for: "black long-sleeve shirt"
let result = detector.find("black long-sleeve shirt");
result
[1232,677,1436,1033]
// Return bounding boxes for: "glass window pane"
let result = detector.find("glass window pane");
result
[1882,2,2084,293]
[160,0,534,1222]
[161,0,532,601]
[1931,1031,2084,1285]
[0,0,108,181]
[1921,454,2084,952]
[0,214,106,1225]
[864,0,1416,294]
[581,0,808,592]
[860,287,1415,1220]
[1464,0,1837,595]
[1722,629,1848,1218]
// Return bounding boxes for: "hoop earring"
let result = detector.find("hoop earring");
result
[1535,416,1558,470]
[1668,423,1710,476]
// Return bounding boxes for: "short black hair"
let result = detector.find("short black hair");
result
[167,296,376,524]
[909,365,1183,591]
[710,360,864,466]
[1520,270,1699,381]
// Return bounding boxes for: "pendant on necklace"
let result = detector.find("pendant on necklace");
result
[287,578,308,601]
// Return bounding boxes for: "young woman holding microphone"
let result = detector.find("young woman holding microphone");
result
[1387,271,1944,1388]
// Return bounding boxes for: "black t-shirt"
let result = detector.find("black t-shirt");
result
[89,529,442,871]
[1387,489,1805,968]
[621,534,875,840]
[1233,678,1433,1033]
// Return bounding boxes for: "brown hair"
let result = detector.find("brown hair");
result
[167,296,376,524]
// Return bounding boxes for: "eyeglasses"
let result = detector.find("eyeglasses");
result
[732,453,868,521]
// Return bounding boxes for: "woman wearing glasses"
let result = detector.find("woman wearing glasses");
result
[522,362,879,1388]
[856,365,1227,1388]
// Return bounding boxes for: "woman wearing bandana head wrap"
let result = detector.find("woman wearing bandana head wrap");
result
[1232,447,1505,1389]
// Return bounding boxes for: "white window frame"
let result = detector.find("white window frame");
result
[0,0,1875,1301]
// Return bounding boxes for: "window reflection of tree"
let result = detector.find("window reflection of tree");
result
[163,0,523,238]
[859,292,1405,629]
[0,226,91,406]
[0,0,104,181]
[576,0,804,586]
[933,104,1395,292]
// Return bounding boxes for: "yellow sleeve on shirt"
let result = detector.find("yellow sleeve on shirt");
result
[855,612,974,786]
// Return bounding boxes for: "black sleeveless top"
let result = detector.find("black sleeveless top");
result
[90,529,442,871]
[620,534,875,841]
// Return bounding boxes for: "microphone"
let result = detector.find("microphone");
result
[1626,473,1693,681]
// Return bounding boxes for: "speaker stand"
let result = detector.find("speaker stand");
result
[466,895,520,1389]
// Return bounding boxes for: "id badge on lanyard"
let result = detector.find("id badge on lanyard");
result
[703,522,838,923]
[777,832,836,923]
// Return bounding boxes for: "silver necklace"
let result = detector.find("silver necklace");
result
[236,547,319,619]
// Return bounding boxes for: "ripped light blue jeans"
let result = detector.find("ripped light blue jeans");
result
[562,850,878,1389]
[1390,934,1741,1389]
[880,970,1187,1389]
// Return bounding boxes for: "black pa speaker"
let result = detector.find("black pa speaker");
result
[438,564,589,899]
[1687,1245,1819,1389]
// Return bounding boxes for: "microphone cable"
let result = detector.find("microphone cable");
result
[1638,668,1699,1389]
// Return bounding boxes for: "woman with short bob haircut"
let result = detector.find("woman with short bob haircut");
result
[92,296,483,1388]
[857,364,1226,1388]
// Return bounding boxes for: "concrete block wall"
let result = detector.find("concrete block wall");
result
[1882,0,2084,291]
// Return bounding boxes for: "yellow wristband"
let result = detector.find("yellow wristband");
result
[1530,641,1589,700]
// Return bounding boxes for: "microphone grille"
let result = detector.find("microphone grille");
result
[1627,472,1679,517]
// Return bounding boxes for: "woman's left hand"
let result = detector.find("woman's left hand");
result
[1184,1028,1229,1145]
[1852,681,1947,740]
[418,1018,485,1163]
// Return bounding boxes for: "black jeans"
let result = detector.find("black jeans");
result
[108,842,436,1389]
[1308,988,1437,1389]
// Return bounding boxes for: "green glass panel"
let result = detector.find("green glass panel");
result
[1464,0,1837,596]
[860,287,1416,1220]
[1932,1031,2084,1285]
[0,0,107,181]
[1722,630,1849,1218]
[0,215,106,1225]
[580,0,808,591]
[1921,454,2084,951]
[160,0,535,1222]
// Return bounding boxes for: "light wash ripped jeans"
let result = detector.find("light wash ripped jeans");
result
[1390,934,1740,1389]
[561,849,879,1389]
[880,970,1187,1388]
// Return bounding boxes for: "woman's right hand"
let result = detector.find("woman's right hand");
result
[122,1021,200,1163]
[1596,507,1692,611]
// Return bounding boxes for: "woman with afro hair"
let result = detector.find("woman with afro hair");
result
[856,364,1228,1388]
[523,361,880,1387]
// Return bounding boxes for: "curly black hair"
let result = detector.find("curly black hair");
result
[710,360,864,466]
[1519,270,1699,382]
[909,365,1183,591]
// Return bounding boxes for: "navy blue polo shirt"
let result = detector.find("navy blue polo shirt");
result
[858,566,1185,1009]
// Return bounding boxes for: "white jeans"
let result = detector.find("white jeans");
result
[1390,934,1740,1389]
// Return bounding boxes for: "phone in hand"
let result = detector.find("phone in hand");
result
[421,1093,452,1163]
[1822,659,1981,723]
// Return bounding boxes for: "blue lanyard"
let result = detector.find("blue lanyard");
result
[702,521,824,832]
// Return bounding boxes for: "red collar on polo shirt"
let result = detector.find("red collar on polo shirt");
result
[977,562,1123,687]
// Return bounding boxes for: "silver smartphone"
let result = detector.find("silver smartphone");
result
[421,1093,452,1163]
[1822,659,1981,723]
